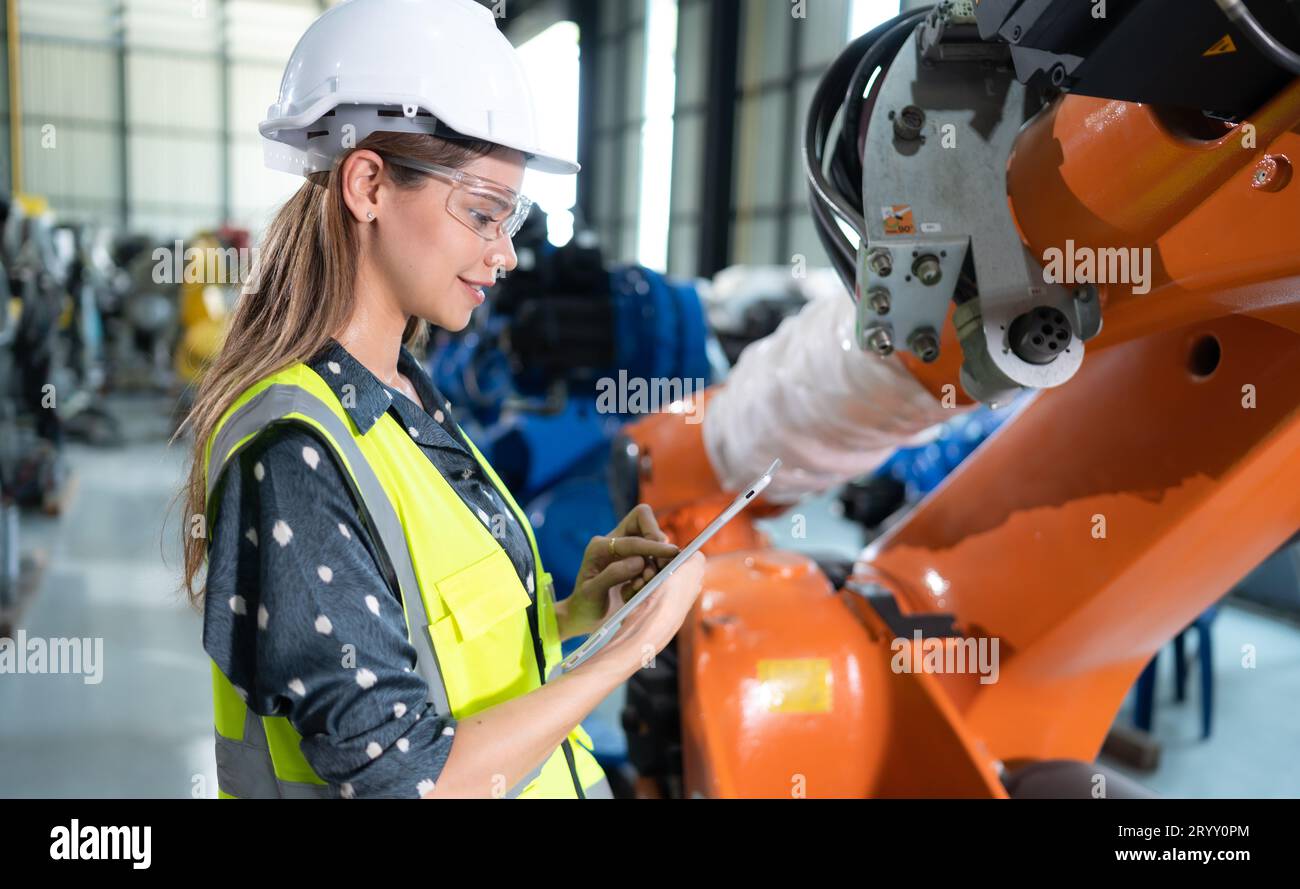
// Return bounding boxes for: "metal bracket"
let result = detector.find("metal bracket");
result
[860,23,1092,402]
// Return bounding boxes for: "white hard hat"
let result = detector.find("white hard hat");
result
[258,0,578,177]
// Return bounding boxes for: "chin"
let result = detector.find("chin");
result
[441,310,474,333]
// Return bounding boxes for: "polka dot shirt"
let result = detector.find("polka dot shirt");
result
[202,338,542,798]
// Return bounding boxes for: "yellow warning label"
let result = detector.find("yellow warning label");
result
[1204,34,1237,57]
[756,659,832,713]
[882,204,915,236]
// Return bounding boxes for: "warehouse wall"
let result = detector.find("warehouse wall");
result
[587,0,898,278]
[586,1,648,264]
[3,0,899,264]
[733,0,863,273]
[5,0,318,239]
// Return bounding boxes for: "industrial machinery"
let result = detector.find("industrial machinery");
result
[105,233,182,393]
[1,194,74,515]
[174,228,248,390]
[618,0,1300,797]
[51,221,124,447]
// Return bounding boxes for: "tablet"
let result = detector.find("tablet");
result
[559,457,782,673]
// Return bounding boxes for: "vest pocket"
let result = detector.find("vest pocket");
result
[432,549,531,642]
[427,548,536,715]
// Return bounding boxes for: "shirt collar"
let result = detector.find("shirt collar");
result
[307,337,465,451]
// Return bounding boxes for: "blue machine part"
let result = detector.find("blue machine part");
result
[608,265,712,387]
[427,328,515,431]
[878,401,1022,496]
[524,468,618,612]
[478,398,625,500]
[428,265,713,503]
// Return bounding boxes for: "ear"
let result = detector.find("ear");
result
[339,150,385,224]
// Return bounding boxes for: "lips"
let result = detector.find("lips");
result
[458,277,489,305]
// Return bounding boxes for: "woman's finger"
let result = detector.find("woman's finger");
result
[588,556,645,593]
[586,534,676,573]
[614,503,667,542]
[605,535,678,564]
[631,503,670,542]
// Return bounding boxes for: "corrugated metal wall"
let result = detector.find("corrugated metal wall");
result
[588,0,896,276]
[6,0,317,239]
[4,0,899,263]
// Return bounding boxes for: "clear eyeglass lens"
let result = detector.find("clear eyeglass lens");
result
[453,188,530,240]
[503,198,533,238]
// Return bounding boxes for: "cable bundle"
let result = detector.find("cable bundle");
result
[803,6,932,295]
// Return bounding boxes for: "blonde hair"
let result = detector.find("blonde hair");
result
[173,131,496,609]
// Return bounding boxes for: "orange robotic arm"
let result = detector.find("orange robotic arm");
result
[619,12,1300,797]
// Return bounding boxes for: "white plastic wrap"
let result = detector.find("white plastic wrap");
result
[703,285,973,504]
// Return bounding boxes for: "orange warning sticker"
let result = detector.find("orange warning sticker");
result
[1204,34,1237,57]
[882,204,915,235]
[756,659,832,713]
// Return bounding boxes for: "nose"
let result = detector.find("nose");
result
[486,232,518,278]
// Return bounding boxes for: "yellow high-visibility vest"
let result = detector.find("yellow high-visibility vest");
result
[203,360,610,798]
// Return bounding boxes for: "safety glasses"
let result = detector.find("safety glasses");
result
[379,154,533,241]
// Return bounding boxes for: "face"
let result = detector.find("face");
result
[346,147,526,333]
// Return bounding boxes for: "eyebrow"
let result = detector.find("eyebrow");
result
[468,190,512,213]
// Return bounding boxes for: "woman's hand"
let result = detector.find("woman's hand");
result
[592,551,707,677]
[557,504,680,641]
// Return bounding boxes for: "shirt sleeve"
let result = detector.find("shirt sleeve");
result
[202,422,457,799]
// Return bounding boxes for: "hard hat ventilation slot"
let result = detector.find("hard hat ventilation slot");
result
[377,107,434,118]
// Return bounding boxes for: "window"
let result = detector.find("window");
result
[516,21,582,247]
[849,0,899,37]
[635,0,678,270]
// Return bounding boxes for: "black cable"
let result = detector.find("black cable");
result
[1215,0,1300,75]
[837,8,933,205]
[803,8,930,238]
[803,17,903,238]
[808,191,856,294]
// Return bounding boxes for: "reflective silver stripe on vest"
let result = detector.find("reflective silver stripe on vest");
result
[214,708,337,799]
[503,757,612,798]
[584,776,614,799]
[207,383,452,720]
[505,758,547,798]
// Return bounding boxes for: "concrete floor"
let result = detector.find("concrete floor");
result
[0,394,213,798]
[1103,602,1300,798]
[1,394,1297,797]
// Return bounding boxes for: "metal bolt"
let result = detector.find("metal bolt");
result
[866,287,891,315]
[912,254,942,286]
[867,248,893,277]
[893,105,926,141]
[908,327,940,363]
[864,325,894,355]
[1251,155,1292,192]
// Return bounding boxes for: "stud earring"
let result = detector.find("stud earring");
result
[366,211,375,220]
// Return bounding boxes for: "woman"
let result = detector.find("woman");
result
[176,0,706,799]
